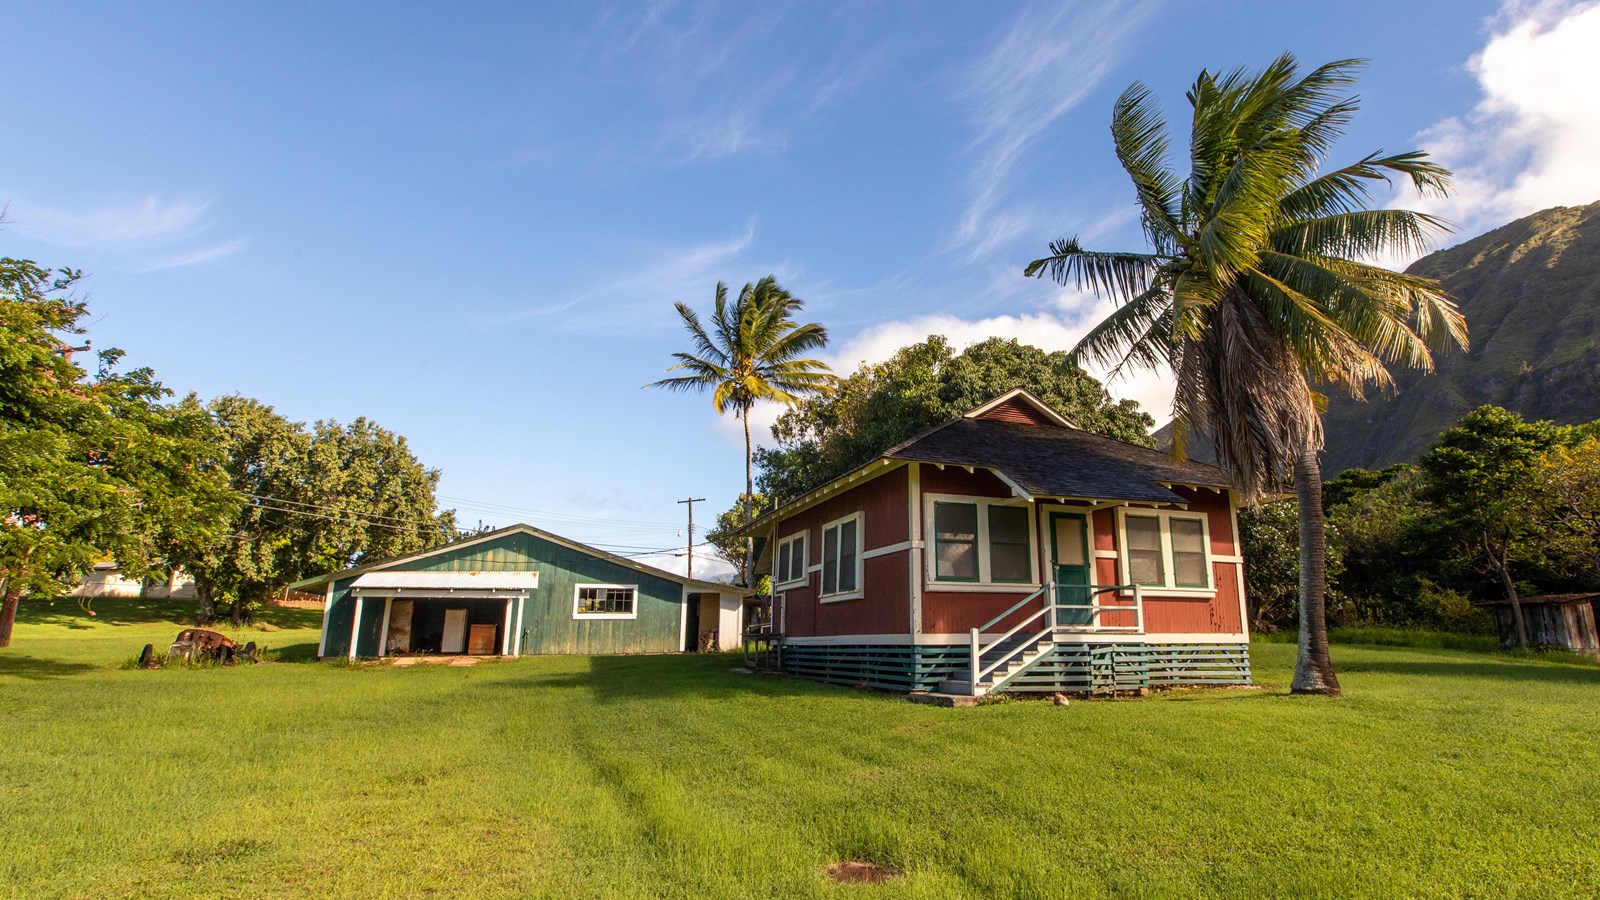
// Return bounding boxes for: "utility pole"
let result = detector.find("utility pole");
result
[677,497,705,580]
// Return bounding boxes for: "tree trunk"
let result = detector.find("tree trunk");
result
[0,579,17,649]
[1291,441,1342,696]
[196,582,217,623]
[1494,539,1529,648]
[743,411,755,590]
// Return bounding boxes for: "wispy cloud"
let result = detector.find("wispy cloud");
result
[130,237,250,273]
[953,1,1154,261]
[7,193,246,271]
[590,2,886,165]
[490,219,767,329]
[1403,0,1600,247]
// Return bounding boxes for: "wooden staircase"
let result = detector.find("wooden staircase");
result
[937,634,1055,696]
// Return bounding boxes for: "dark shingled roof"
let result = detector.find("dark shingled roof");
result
[886,417,1228,504]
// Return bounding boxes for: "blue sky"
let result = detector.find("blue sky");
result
[6,1,1599,576]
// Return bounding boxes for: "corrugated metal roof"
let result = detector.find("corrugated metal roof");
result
[350,571,540,590]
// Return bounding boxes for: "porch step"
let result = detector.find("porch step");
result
[934,641,1057,696]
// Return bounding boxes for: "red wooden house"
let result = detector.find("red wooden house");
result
[741,389,1251,697]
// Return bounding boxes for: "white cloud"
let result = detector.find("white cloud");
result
[953,1,1153,261]
[130,237,250,272]
[721,286,1175,451]
[1408,0,1600,240]
[8,193,246,271]
[634,545,739,583]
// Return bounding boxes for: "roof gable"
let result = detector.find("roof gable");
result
[288,522,748,594]
[963,388,1076,428]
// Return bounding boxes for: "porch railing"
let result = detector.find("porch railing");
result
[964,583,1145,695]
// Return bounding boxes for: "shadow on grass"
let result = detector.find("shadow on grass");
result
[1338,654,1600,686]
[480,651,877,704]
[0,654,98,681]
[16,596,322,633]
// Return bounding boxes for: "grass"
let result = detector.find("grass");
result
[4,600,1600,898]
[1257,626,1504,653]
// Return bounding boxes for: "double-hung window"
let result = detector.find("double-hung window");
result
[775,532,807,587]
[928,497,1036,587]
[820,514,861,599]
[1120,511,1213,591]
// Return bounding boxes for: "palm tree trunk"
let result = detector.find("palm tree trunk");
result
[1291,440,1341,696]
[743,411,755,590]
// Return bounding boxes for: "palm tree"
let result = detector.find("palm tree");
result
[650,276,836,586]
[1025,56,1467,695]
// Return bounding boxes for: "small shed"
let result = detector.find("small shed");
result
[1483,595,1600,658]
[292,523,750,660]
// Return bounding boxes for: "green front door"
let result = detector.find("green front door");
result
[1050,512,1092,627]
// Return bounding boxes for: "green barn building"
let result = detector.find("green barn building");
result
[295,524,750,660]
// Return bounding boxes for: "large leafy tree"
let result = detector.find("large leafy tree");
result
[649,277,836,586]
[1419,406,1560,647]
[1026,56,1467,695]
[172,396,458,623]
[756,335,1155,503]
[0,259,235,646]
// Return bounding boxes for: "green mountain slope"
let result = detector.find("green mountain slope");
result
[1320,200,1600,474]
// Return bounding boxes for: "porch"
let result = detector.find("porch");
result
[938,582,1146,696]
[346,571,538,660]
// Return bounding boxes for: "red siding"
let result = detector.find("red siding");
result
[973,396,1057,426]
[918,464,1013,499]
[777,461,1249,640]
[922,589,1046,634]
[1144,562,1243,632]
[775,466,910,638]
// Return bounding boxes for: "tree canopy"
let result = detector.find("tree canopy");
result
[171,397,458,623]
[754,335,1154,503]
[0,259,234,645]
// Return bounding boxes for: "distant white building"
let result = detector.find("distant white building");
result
[68,562,196,599]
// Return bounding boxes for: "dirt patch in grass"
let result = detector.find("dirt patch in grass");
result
[824,860,897,885]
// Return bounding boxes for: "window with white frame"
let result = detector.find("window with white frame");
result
[775,532,807,587]
[820,514,861,599]
[928,496,1036,586]
[573,584,638,618]
[1120,511,1212,591]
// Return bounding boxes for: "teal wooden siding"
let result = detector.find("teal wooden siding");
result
[320,531,687,658]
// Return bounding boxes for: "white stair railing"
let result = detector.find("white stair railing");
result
[967,584,1055,695]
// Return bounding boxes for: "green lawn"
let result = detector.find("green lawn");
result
[3,599,1599,898]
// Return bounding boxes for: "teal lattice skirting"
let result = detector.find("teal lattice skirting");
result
[780,641,1250,694]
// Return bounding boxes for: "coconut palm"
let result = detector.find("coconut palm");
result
[650,277,836,586]
[1025,56,1467,695]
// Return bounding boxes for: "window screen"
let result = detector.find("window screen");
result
[1125,515,1164,586]
[988,505,1032,582]
[838,518,858,593]
[1170,518,1208,587]
[934,502,978,581]
[822,524,840,595]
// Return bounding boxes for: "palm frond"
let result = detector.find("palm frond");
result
[1111,82,1184,252]
[1023,239,1166,301]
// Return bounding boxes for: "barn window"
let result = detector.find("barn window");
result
[820,513,862,600]
[573,584,638,619]
[775,532,807,587]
